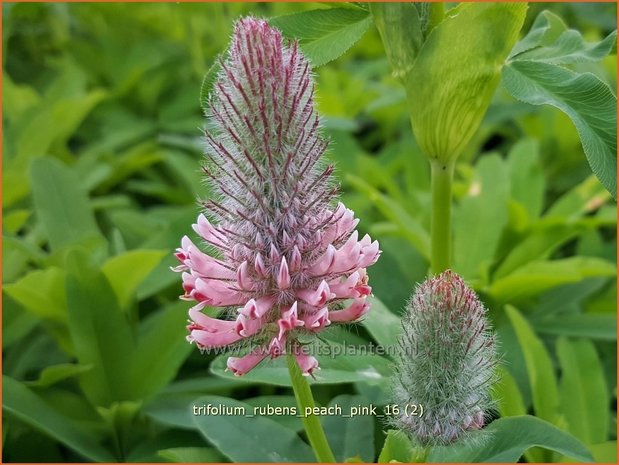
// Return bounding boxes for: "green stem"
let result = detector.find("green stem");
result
[287,354,336,463]
[430,159,454,274]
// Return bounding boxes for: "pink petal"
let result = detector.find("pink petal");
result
[293,346,319,376]
[238,296,277,318]
[254,253,267,277]
[277,257,291,290]
[359,240,380,268]
[236,261,255,291]
[189,328,242,348]
[189,307,236,332]
[194,277,246,307]
[192,214,228,248]
[329,298,370,322]
[296,280,334,307]
[302,306,330,331]
[227,350,268,376]
[277,302,304,339]
[234,313,264,337]
[309,244,336,275]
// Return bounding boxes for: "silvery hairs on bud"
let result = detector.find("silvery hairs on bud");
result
[390,270,498,446]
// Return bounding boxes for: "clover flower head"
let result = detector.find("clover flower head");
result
[390,270,498,446]
[173,17,380,376]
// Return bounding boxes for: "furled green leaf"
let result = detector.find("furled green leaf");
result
[453,154,509,281]
[192,395,314,462]
[65,250,135,406]
[101,249,167,309]
[321,394,375,462]
[405,3,527,162]
[506,306,560,424]
[489,257,616,302]
[428,415,593,463]
[377,429,416,463]
[361,296,401,349]
[2,376,115,462]
[556,337,609,444]
[31,157,102,251]
[269,8,372,67]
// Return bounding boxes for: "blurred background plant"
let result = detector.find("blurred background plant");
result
[2,2,617,463]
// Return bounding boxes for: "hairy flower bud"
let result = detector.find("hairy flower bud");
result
[173,17,380,376]
[390,270,498,446]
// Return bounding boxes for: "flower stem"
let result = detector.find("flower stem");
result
[287,354,336,463]
[430,159,455,274]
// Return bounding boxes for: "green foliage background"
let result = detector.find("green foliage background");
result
[2,2,617,463]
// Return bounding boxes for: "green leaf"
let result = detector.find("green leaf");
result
[31,157,102,251]
[101,249,167,309]
[377,429,415,463]
[556,337,609,444]
[546,175,611,220]
[193,395,314,462]
[157,447,225,463]
[494,222,583,279]
[510,11,617,65]
[209,344,391,386]
[428,415,593,463]
[590,441,617,463]
[130,301,193,402]
[361,296,401,349]
[4,267,67,322]
[321,395,375,462]
[244,395,302,431]
[453,154,509,280]
[65,250,135,406]
[493,365,527,418]
[505,306,560,424]
[510,10,568,57]
[489,257,616,302]
[25,363,93,388]
[199,57,221,112]
[346,174,430,259]
[405,2,527,162]
[532,313,617,341]
[269,8,372,67]
[503,61,616,199]
[2,375,115,462]
[507,138,545,219]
